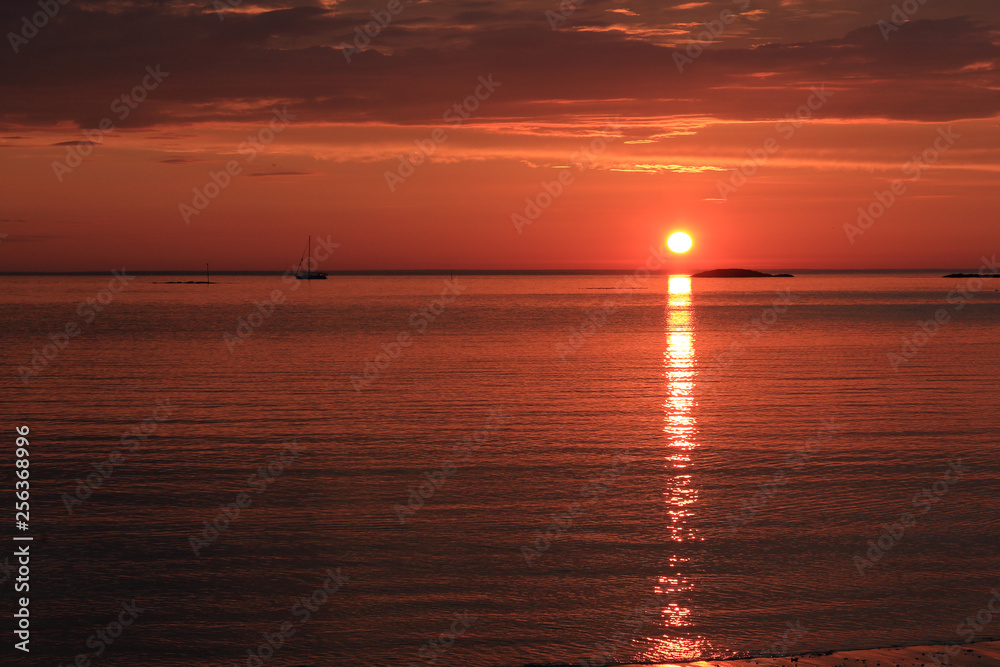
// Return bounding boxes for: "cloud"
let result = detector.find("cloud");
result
[0,3,996,134]
[0,234,49,243]
[608,162,727,173]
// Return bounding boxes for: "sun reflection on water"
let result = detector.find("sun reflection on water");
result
[640,274,714,663]
[663,276,698,544]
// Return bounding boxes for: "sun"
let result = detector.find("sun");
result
[667,231,693,254]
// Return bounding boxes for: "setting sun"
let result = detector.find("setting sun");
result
[667,232,693,254]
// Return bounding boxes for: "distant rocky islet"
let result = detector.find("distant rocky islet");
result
[690,268,794,278]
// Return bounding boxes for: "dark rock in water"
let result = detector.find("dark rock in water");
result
[943,273,1000,278]
[690,268,794,278]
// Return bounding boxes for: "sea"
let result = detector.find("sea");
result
[1,271,998,667]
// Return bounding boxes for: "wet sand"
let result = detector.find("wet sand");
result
[632,640,1000,667]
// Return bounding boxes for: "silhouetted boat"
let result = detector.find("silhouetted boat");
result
[295,236,327,280]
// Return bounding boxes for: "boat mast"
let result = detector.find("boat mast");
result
[308,236,311,275]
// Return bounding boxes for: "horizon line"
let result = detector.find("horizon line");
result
[0,268,984,276]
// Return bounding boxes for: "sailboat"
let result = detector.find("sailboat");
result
[295,235,328,280]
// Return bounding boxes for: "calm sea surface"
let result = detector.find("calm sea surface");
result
[1,273,999,667]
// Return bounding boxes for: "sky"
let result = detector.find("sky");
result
[0,0,998,271]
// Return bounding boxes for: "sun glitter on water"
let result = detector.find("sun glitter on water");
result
[667,232,693,253]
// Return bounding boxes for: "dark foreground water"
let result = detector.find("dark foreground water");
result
[1,273,999,666]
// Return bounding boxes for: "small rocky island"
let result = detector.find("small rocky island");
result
[943,273,1000,278]
[690,268,794,278]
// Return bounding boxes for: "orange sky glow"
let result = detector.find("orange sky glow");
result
[1,0,998,271]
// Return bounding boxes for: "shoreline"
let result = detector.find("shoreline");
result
[622,640,1000,667]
